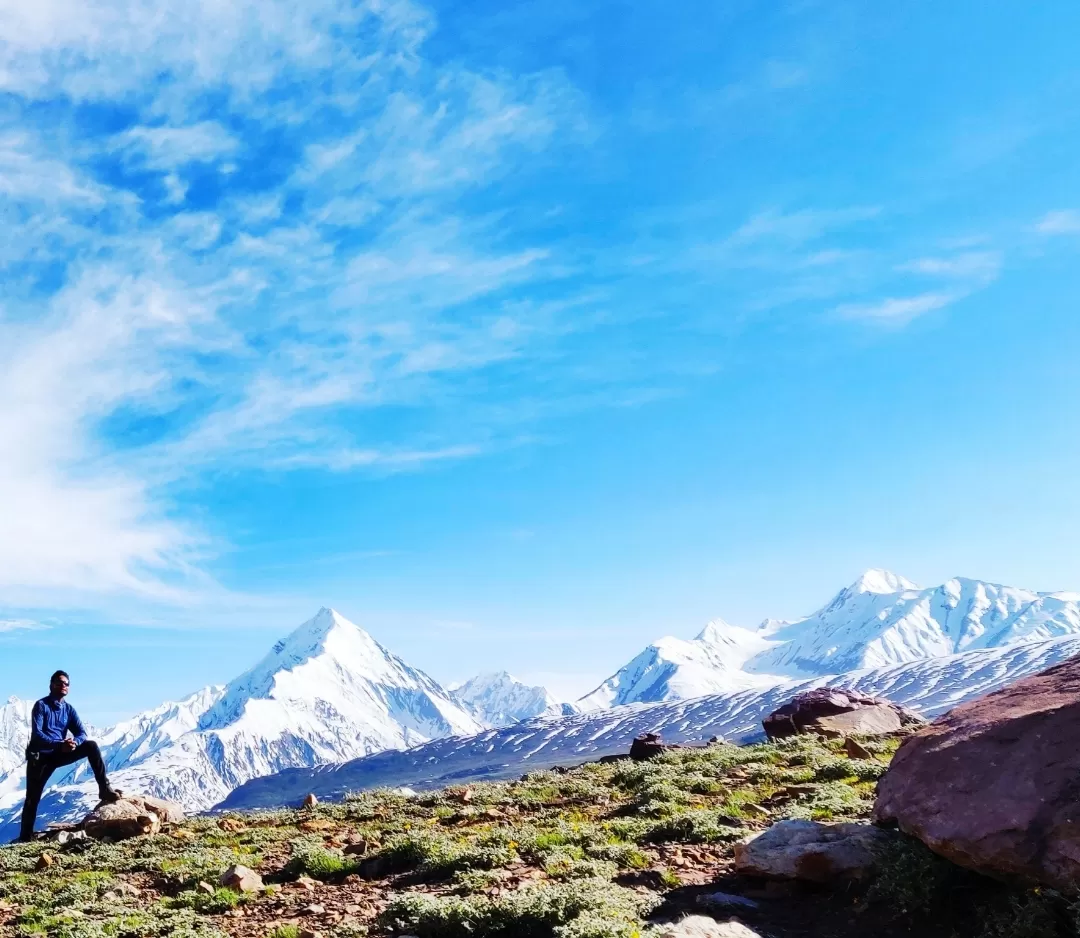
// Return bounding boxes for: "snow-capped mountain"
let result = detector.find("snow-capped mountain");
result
[0,608,483,839]
[0,696,33,777]
[576,619,782,710]
[220,633,1080,810]
[451,672,577,726]
[580,570,1080,708]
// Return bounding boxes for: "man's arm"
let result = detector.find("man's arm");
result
[67,706,88,747]
[29,702,52,752]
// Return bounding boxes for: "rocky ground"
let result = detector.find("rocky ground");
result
[0,733,1074,938]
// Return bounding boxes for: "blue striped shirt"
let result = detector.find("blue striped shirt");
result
[29,696,87,755]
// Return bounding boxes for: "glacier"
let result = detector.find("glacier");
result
[450,672,578,726]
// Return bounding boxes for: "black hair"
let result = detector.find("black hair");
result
[50,670,69,684]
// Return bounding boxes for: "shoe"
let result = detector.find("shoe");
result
[98,788,122,804]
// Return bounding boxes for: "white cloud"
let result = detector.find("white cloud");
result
[899,250,1002,282]
[835,291,958,323]
[731,206,880,245]
[112,122,237,169]
[0,619,47,633]
[1035,210,1080,236]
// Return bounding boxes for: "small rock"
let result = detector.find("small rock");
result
[302,903,326,916]
[298,930,321,938]
[217,817,245,833]
[843,738,874,760]
[630,732,681,760]
[655,917,761,938]
[735,819,890,883]
[197,881,215,895]
[303,793,319,809]
[295,875,318,892]
[35,853,54,871]
[56,830,87,846]
[343,839,368,856]
[696,891,760,913]
[220,864,263,892]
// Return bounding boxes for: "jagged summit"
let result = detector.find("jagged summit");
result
[582,573,1080,709]
[451,672,575,726]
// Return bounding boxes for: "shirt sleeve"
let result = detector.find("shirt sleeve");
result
[30,701,49,749]
[67,706,88,746]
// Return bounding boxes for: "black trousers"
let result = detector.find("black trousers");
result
[20,741,111,840]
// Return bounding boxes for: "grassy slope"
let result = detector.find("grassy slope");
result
[0,734,1072,938]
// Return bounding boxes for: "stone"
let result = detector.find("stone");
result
[197,881,215,895]
[342,840,368,856]
[654,917,761,938]
[56,830,87,846]
[35,852,54,871]
[873,653,1080,890]
[696,891,760,913]
[843,737,874,760]
[302,903,326,915]
[734,819,890,883]
[220,864,264,892]
[83,794,185,841]
[630,732,681,760]
[762,688,925,740]
[303,793,319,809]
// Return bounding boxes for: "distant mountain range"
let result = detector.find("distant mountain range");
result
[4,570,1080,836]
[577,569,1080,707]
[221,634,1080,809]
[449,672,578,726]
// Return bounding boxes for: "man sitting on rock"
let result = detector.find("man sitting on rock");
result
[17,670,120,842]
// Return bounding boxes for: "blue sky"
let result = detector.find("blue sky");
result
[2,0,1080,723]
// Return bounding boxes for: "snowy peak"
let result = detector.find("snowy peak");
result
[0,696,33,776]
[451,672,575,726]
[585,572,1080,709]
[577,619,781,711]
[850,569,920,595]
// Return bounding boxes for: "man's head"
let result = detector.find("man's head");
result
[49,671,70,699]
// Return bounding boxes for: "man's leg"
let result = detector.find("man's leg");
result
[50,742,118,801]
[19,758,55,842]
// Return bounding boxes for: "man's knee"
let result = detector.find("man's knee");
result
[81,741,100,755]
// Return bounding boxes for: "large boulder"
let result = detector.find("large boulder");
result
[734,819,890,883]
[873,654,1080,890]
[83,794,184,841]
[763,688,925,739]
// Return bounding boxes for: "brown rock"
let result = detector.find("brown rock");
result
[197,881,215,895]
[35,853,54,872]
[220,864,264,892]
[873,653,1080,889]
[302,903,326,916]
[303,792,319,809]
[630,732,682,760]
[83,794,185,841]
[843,737,874,760]
[342,840,368,856]
[734,819,890,883]
[762,688,925,740]
[217,817,245,833]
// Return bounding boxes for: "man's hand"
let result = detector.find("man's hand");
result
[61,738,76,752]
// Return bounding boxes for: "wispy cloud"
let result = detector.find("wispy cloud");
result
[1035,210,1080,235]
[835,291,959,323]
[0,619,48,633]
[0,0,591,609]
